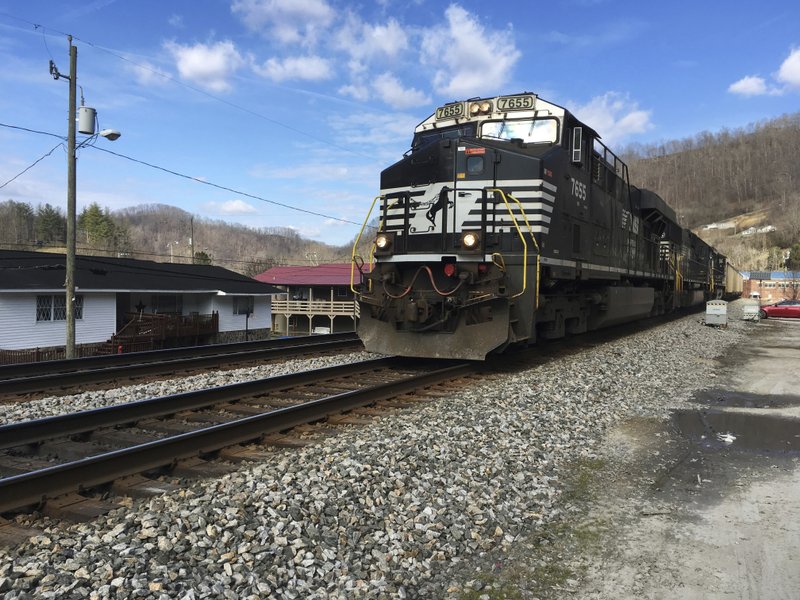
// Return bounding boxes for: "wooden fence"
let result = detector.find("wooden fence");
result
[0,312,219,365]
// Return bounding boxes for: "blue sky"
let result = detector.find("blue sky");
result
[1,0,799,247]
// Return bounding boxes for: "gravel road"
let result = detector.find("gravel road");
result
[0,305,750,599]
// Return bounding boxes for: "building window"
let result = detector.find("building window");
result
[36,295,52,321]
[36,295,83,321]
[53,295,67,320]
[233,296,254,315]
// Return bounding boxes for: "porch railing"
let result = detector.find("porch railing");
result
[272,299,359,317]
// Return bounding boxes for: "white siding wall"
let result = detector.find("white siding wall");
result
[212,296,272,333]
[77,293,117,344]
[0,293,116,350]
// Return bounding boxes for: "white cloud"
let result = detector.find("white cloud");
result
[168,14,184,28]
[372,72,431,109]
[420,5,520,98]
[338,83,370,102]
[777,47,800,88]
[328,111,419,149]
[334,15,409,62]
[231,0,335,45]
[219,199,258,214]
[253,55,333,82]
[728,47,800,97]
[569,92,652,145]
[728,75,769,96]
[346,59,368,76]
[164,40,244,92]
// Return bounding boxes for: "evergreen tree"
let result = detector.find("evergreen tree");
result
[35,203,66,244]
[77,202,130,253]
[788,243,800,271]
[78,203,112,245]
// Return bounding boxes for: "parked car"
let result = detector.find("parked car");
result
[759,299,800,319]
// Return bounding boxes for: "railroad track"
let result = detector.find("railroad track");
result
[0,333,362,401]
[0,357,477,522]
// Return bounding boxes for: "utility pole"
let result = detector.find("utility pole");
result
[65,36,78,359]
[190,216,195,264]
[52,35,121,359]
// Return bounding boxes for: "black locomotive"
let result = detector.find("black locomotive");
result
[351,93,733,359]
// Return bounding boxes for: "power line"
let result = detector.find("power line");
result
[37,21,56,62]
[0,142,64,189]
[91,145,364,226]
[0,120,367,228]
[0,122,66,141]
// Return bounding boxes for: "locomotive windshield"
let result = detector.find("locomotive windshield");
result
[411,123,477,151]
[481,118,559,144]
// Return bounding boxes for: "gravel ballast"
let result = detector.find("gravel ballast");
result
[0,305,751,599]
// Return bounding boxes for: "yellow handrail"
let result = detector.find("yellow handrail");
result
[350,195,384,294]
[708,257,715,293]
[485,189,540,306]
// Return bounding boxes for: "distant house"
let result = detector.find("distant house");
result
[0,250,281,354]
[255,263,361,335]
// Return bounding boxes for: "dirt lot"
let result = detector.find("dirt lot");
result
[458,316,800,599]
[573,316,800,599]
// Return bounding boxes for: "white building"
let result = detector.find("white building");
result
[0,250,281,355]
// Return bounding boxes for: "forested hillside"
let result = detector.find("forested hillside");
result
[2,111,799,272]
[0,201,351,276]
[623,112,800,268]
[115,205,350,275]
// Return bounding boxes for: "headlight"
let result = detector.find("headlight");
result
[469,101,493,116]
[375,233,392,251]
[461,231,480,249]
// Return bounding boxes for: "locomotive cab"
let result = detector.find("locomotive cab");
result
[353,94,568,359]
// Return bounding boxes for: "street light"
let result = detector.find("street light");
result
[52,35,121,358]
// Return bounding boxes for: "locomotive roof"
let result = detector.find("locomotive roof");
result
[418,92,601,139]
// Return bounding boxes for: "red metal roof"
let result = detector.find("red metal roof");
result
[255,263,358,286]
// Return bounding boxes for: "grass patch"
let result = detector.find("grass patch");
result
[561,457,606,503]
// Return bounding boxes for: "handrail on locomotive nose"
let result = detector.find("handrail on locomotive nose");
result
[485,188,541,308]
[350,195,385,294]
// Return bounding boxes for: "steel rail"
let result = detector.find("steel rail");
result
[0,361,475,514]
[0,337,362,397]
[0,333,359,381]
[0,357,398,450]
